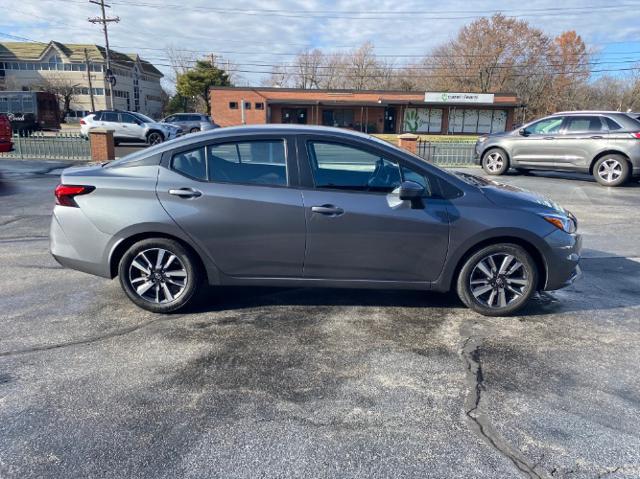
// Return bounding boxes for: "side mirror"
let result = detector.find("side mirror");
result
[518,128,528,136]
[398,180,425,209]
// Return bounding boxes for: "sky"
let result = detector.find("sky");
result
[1,0,640,90]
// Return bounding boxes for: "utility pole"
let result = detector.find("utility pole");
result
[84,48,96,112]
[88,0,119,109]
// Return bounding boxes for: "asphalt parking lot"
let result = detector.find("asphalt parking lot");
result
[0,161,639,478]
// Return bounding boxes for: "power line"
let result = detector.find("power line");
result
[48,0,640,21]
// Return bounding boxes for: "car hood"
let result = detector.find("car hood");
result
[455,172,567,214]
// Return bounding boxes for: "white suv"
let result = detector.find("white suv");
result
[80,111,181,145]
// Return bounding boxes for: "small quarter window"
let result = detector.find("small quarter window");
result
[605,117,623,131]
[171,147,207,180]
[229,102,238,109]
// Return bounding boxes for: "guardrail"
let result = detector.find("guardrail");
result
[0,131,90,160]
[416,140,477,166]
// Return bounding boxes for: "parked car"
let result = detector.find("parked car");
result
[475,111,640,186]
[0,114,13,152]
[161,113,218,134]
[50,125,581,316]
[80,110,181,145]
[0,91,60,133]
[0,113,13,153]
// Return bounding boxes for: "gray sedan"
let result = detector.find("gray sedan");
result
[50,125,581,316]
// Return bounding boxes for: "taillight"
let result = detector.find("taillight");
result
[54,184,95,207]
[632,132,640,139]
[80,119,86,125]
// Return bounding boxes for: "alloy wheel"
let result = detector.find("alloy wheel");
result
[597,159,622,183]
[484,152,504,173]
[469,253,530,309]
[128,248,188,304]
[148,132,163,145]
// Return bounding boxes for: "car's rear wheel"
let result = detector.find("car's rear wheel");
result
[147,131,164,145]
[482,148,509,175]
[118,238,200,313]
[593,154,630,186]
[456,243,538,316]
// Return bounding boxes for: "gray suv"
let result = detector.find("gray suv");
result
[475,111,640,186]
[161,113,218,134]
[50,125,581,316]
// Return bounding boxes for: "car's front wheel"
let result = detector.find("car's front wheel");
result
[147,131,164,145]
[456,243,538,316]
[118,238,200,313]
[482,148,509,175]
[593,154,630,187]
[190,127,200,133]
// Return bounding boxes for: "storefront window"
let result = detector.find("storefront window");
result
[448,109,508,134]
[403,108,443,133]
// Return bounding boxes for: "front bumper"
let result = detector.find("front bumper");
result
[542,229,582,290]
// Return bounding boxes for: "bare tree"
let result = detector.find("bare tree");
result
[292,49,325,89]
[37,74,80,118]
[262,63,291,87]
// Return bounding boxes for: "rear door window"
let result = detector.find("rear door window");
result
[207,140,287,186]
[101,112,118,123]
[171,147,207,180]
[564,116,605,133]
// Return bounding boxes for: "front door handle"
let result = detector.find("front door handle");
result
[590,135,603,139]
[168,187,202,199]
[543,137,555,140]
[311,204,344,216]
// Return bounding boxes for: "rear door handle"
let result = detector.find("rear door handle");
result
[590,135,603,139]
[168,187,202,199]
[311,204,344,216]
[543,137,555,140]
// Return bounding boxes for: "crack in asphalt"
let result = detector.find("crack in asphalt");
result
[461,323,548,479]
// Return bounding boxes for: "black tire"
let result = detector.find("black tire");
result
[147,131,164,145]
[189,127,200,133]
[482,148,509,176]
[118,238,201,313]
[593,154,630,187]
[456,243,538,316]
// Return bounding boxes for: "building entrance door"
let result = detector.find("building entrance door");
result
[384,107,396,133]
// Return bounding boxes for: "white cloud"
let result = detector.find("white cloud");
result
[2,0,640,87]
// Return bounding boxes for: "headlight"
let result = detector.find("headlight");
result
[543,213,577,234]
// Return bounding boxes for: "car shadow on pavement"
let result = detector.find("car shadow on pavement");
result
[504,169,640,187]
[518,252,640,317]
[185,285,462,315]
[182,251,640,318]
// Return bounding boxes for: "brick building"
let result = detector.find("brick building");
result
[210,87,522,135]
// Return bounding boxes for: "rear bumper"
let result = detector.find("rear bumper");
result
[49,207,112,278]
[542,229,582,290]
[0,140,13,152]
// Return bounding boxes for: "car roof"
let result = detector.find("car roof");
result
[107,124,397,166]
[551,111,629,116]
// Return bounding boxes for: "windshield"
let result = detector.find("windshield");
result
[131,112,155,123]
